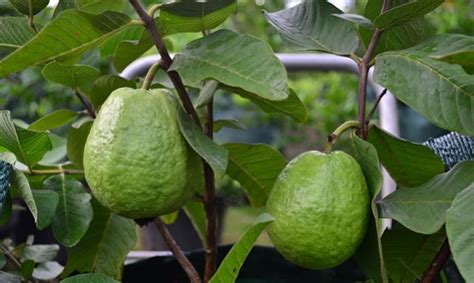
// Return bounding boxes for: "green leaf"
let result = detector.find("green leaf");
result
[0,10,134,78]
[160,210,179,225]
[113,30,153,72]
[222,87,307,123]
[0,271,21,283]
[348,133,388,283]
[170,29,289,101]
[382,225,445,282]
[8,0,49,15]
[374,0,443,29]
[21,259,35,280]
[60,273,119,283]
[22,244,59,263]
[367,125,444,187]
[223,143,286,207]
[100,25,144,58]
[67,121,92,169]
[0,111,52,166]
[32,189,59,230]
[40,134,67,165]
[76,0,126,13]
[446,183,474,283]
[63,199,136,279]
[195,80,219,109]
[183,201,206,244]
[0,253,5,269]
[52,0,75,18]
[424,34,474,74]
[33,261,64,281]
[264,0,359,55]
[45,175,93,247]
[42,62,100,89]
[10,170,37,222]
[374,42,474,136]
[379,161,474,234]
[177,108,228,177]
[0,17,36,49]
[360,0,426,56]
[213,119,246,132]
[209,213,274,283]
[88,75,135,108]
[28,110,78,132]
[159,0,236,34]
[332,13,373,29]
[0,191,13,225]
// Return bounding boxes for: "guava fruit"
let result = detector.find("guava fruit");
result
[83,87,199,219]
[266,150,369,270]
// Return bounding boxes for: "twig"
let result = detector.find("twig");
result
[128,0,201,126]
[29,169,84,175]
[154,218,202,283]
[357,0,391,139]
[421,241,451,283]
[142,60,162,90]
[203,98,217,282]
[1,245,21,269]
[74,90,96,118]
[366,88,388,124]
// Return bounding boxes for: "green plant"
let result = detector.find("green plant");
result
[0,1,472,283]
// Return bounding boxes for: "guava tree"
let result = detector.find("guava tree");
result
[0,0,473,283]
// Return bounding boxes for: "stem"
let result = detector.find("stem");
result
[155,218,202,283]
[366,88,388,124]
[203,98,217,282]
[27,0,38,33]
[421,241,451,283]
[75,90,96,118]
[325,120,360,153]
[128,0,201,126]
[142,60,162,90]
[357,0,391,139]
[29,169,84,175]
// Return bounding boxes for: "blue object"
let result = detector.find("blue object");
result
[0,160,13,215]
[423,132,474,170]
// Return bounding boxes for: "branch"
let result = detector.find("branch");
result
[128,0,201,126]
[75,90,96,119]
[357,0,391,139]
[421,241,451,283]
[154,218,202,283]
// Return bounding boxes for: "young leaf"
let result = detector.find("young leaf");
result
[28,110,78,132]
[195,80,219,109]
[264,0,359,55]
[367,125,444,187]
[374,42,474,136]
[67,121,92,169]
[0,111,52,166]
[213,119,246,132]
[76,0,126,13]
[374,0,443,29]
[42,62,100,89]
[159,0,236,34]
[63,199,137,279]
[160,210,179,225]
[379,161,474,234]
[360,0,426,56]
[170,29,289,101]
[22,244,60,263]
[183,201,206,244]
[209,213,274,283]
[60,273,119,283]
[425,34,474,74]
[223,143,286,207]
[0,10,134,77]
[349,133,388,283]
[88,75,135,108]
[32,189,59,230]
[0,271,21,283]
[332,13,373,29]
[45,175,93,247]
[177,108,228,177]
[0,17,36,49]
[446,184,474,283]
[9,170,37,222]
[8,0,49,15]
[33,261,64,281]
[382,225,445,282]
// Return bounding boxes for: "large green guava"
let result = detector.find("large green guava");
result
[83,87,200,219]
[266,150,369,270]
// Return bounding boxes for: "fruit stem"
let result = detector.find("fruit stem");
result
[155,218,202,283]
[325,120,360,153]
[142,60,162,90]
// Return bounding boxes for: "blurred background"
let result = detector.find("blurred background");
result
[0,0,473,250]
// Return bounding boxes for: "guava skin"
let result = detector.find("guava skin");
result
[266,150,369,270]
[83,87,197,219]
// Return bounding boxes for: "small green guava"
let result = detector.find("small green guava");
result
[83,87,200,219]
[266,150,369,270]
